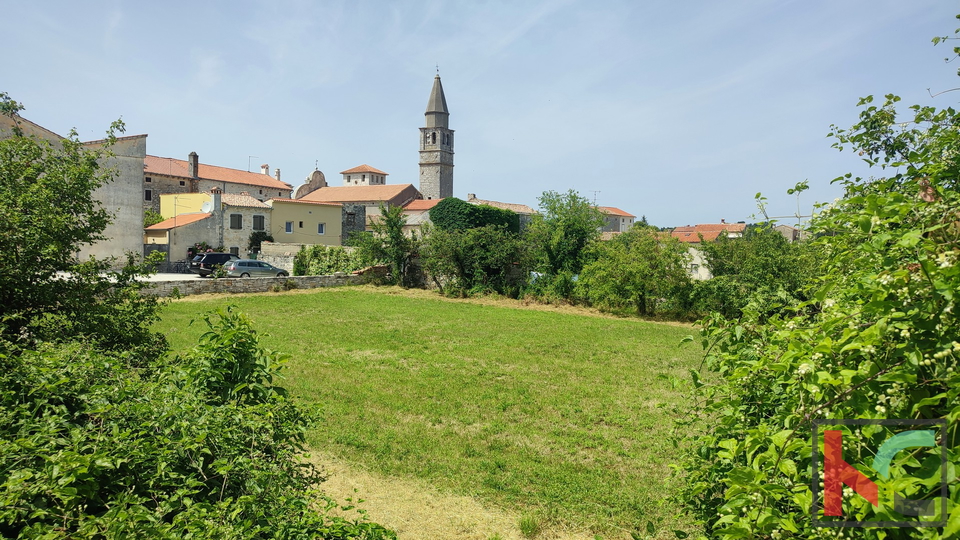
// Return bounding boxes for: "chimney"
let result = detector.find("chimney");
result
[210,187,222,214]
[275,168,281,182]
[467,193,476,201]
[261,163,269,175]
[720,218,726,224]
[188,151,199,178]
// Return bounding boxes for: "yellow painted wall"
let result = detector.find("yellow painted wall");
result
[267,201,342,246]
[160,193,208,218]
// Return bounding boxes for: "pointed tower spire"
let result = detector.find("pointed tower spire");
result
[424,75,449,128]
[419,74,454,200]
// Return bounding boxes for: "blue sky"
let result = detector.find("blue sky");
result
[5,1,958,227]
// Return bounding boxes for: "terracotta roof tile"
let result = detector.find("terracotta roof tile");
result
[403,198,443,211]
[670,223,747,243]
[145,213,211,230]
[466,197,536,215]
[268,198,342,207]
[221,193,270,208]
[144,155,292,191]
[596,206,636,218]
[339,164,388,175]
[299,184,421,207]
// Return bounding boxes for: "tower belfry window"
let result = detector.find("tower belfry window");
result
[431,132,436,144]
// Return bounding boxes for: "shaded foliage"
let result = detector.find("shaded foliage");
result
[429,197,520,233]
[422,225,525,297]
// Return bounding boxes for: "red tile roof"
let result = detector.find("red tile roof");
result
[298,184,421,207]
[671,223,747,243]
[221,193,270,208]
[339,164,388,175]
[268,198,342,207]
[597,206,636,218]
[145,213,211,230]
[403,198,443,211]
[466,197,536,215]
[144,155,292,191]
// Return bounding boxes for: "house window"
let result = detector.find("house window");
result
[179,180,185,186]
[253,215,265,231]
[230,247,239,255]
[285,221,293,233]
[144,189,152,201]
[690,264,699,274]
[345,212,356,226]
[278,192,282,196]
[347,175,351,182]
[145,177,152,183]
[230,214,242,229]
[317,223,325,235]
[298,221,304,228]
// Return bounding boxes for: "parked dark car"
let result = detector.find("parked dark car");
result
[189,253,240,277]
[223,259,289,278]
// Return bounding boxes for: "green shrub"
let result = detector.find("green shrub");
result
[429,197,520,234]
[0,308,395,538]
[673,94,960,539]
[429,197,476,231]
[576,226,691,317]
[294,245,369,276]
[421,225,525,297]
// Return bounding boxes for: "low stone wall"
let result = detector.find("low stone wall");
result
[142,274,362,298]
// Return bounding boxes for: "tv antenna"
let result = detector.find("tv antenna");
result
[590,190,600,205]
[247,155,259,172]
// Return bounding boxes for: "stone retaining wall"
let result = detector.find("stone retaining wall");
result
[142,274,362,297]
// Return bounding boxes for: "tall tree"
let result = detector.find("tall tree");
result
[577,226,691,316]
[0,94,164,356]
[526,189,604,276]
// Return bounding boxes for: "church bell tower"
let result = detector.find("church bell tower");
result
[419,74,454,200]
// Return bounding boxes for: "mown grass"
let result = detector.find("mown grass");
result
[155,287,702,536]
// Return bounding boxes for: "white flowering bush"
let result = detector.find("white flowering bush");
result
[673,94,960,539]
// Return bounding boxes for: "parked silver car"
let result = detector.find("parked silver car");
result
[223,259,289,278]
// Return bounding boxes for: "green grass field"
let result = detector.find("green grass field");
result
[154,287,702,536]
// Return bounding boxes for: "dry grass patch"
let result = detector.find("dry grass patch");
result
[311,452,595,540]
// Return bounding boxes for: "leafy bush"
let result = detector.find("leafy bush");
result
[429,197,476,231]
[294,245,369,276]
[353,203,422,287]
[673,94,960,538]
[0,309,395,539]
[694,224,818,319]
[577,226,691,317]
[144,209,165,227]
[248,231,274,253]
[525,189,604,279]
[421,225,525,297]
[0,95,394,538]
[429,197,520,233]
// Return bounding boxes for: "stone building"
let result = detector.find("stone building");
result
[1,114,145,263]
[154,189,272,257]
[419,75,454,200]
[341,164,388,186]
[596,206,636,233]
[143,153,293,214]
